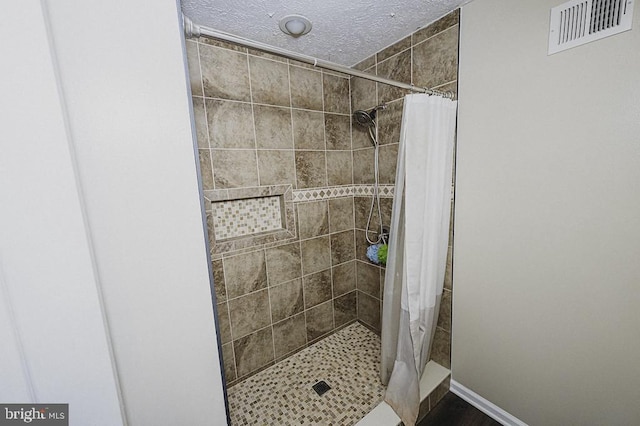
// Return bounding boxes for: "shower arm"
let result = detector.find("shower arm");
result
[183,15,454,99]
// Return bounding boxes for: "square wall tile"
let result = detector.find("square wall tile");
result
[357,261,381,298]
[306,300,334,341]
[332,260,356,297]
[331,230,355,266]
[334,291,357,327]
[412,26,459,89]
[273,313,307,359]
[248,49,287,63]
[292,110,325,150]
[430,327,451,368]
[192,97,208,149]
[295,151,327,189]
[328,197,354,233]
[354,196,380,231]
[357,291,381,332]
[303,269,332,309]
[353,55,375,71]
[352,123,374,149]
[352,148,374,185]
[265,242,302,285]
[216,302,231,344]
[376,50,412,104]
[355,229,371,263]
[297,201,328,240]
[234,327,275,378]
[326,151,353,186]
[270,279,304,322]
[350,76,377,116]
[323,74,350,114]
[300,236,331,275]
[223,250,267,299]
[199,44,251,102]
[378,143,398,184]
[258,150,295,186]
[254,105,293,149]
[212,149,259,188]
[221,342,236,382]
[412,9,459,45]
[198,149,213,190]
[377,35,411,62]
[381,198,393,228]
[377,99,403,146]
[437,289,452,332]
[199,37,246,52]
[185,41,203,97]
[206,99,255,149]
[212,259,226,303]
[228,289,271,339]
[249,56,291,107]
[289,66,323,111]
[325,114,351,150]
[444,245,453,290]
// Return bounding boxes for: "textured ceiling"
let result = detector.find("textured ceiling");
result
[181,0,469,66]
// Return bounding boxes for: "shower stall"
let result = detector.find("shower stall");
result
[185,9,459,424]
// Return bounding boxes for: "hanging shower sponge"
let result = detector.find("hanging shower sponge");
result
[366,244,380,264]
[378,244,388,265]
[366,243,388,265]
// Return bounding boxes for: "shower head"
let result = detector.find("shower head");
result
[353,109,376,128]
[353,104,386,128]
[353,104,386,147]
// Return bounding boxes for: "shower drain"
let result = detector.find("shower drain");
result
[312,381,331,396]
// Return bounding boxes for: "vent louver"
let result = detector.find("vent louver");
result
[549,0,634,54]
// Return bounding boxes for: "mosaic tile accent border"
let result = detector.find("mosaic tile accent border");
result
[227,322,385,426]
[292,184,395,202]
[212,195,282,240]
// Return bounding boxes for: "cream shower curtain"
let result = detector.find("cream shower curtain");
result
[381,93,457,426]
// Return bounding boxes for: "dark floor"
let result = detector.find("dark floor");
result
[418,392,502,426]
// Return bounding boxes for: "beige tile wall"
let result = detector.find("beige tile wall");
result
[186,9,459,386]
[350,10,459,368]
[187,39,358,386]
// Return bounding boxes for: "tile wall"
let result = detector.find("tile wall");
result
[186,38,358,386]
[350,10,459,369]
[185,9,459,387]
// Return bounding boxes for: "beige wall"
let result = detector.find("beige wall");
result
[454,1,640,424]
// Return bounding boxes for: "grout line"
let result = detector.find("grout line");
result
[246,52,261,187]
[219,260,238,379]
[263,248,278,362]
[320,70,329,189]
[287,63,300,189]
[195,96,351,116]
[193,41,205,98]
[196,39,217,191]
[298,237,308,346]
[412,23,459,48]
[432,79,458,90]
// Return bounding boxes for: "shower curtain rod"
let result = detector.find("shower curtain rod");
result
[183,15,453,99]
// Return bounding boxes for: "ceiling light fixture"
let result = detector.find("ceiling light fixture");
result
[279,14,312,37]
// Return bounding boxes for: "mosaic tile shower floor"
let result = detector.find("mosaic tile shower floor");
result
[227,322,386,425]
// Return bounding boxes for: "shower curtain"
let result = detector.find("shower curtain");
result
[380,93,457,426]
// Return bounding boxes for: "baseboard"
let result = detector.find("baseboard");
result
[449,380,528,426]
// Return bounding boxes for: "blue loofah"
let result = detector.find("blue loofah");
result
[366,244,380,264]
